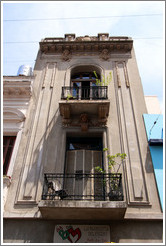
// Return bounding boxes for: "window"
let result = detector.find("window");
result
[3,136,16,175]
[67,137,103,151]
[71,72,100,100]
[64,137,104,200]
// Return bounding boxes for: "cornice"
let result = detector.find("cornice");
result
[39,34,133,56]
[3,75,34,82]
[3,78,32,97]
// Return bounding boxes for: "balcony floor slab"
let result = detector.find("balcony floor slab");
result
[38,200,127,220]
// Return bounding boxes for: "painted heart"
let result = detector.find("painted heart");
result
[59,230,70,240]
[67,227,81,243]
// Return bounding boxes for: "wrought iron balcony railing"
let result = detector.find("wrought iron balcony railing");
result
[41,173,123,201]
[61,86,108,100]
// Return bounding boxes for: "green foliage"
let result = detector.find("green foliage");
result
[66,93,73,101]
[95,166,105,174]
[95,148,127,173]
[95,149,127,191]
[107,153,127,172]
[93,71,112,86]
[103,147,108,152]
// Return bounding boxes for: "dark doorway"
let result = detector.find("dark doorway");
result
[81,81,90,99]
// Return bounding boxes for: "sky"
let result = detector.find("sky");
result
[2,1,165,111]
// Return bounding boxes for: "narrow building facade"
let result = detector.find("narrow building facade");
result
[3,34,163,243]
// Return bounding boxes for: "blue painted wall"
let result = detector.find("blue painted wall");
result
[143,114,163,210]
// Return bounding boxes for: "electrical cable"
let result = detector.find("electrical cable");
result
[3,13,163,22]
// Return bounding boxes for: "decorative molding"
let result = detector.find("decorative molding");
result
[42,63,57,88]
[65,34,76,41]
[116,63,121,87]
[98,104,109,125]
[39,34,133,56]
[115,72,149,205]
[3,107,26,123]
[3,87,31,97]
[100,49,110,61]
[61,49,72,61]
[59,102,109,129]
[124,62,130,87]
[3,77,32,98]
[80,113,89,132]
[115,62,130,88]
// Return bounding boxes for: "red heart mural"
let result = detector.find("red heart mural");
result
[67,227,82,243]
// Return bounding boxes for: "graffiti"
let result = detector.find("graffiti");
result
[56,225,82,243]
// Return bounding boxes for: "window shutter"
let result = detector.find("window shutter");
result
[64,150,102,200]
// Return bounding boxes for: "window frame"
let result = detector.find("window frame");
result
[3,136,16,175]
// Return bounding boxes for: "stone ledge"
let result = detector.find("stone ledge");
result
[38,200,127,220]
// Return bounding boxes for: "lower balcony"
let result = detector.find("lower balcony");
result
[38,173,127,220]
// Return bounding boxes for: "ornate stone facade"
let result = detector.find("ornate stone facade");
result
[3,34,163,244]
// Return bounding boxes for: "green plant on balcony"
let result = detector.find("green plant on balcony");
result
[93,71,112,86]
[95,148,127,200]
[66,93,74,101]
[95,148,126,173]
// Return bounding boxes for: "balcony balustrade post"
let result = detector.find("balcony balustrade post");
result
[78,87,81,100]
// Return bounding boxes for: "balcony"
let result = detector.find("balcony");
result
[61,86,108,100]
[59,86,110,129]
[38,173,127,220]
[42,173,123,201]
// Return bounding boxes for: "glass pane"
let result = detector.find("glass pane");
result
[72,82,80,98]
[67,137,102,151]
[3,136,16,175]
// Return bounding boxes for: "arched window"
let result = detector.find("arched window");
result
[70,66,101,100]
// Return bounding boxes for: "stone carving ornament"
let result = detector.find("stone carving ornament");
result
[100,49,110,61]
[61,49,71,61]
[80,113,89,132]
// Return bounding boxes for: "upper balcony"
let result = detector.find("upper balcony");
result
[61,86,108,100]
[59,86,110,130]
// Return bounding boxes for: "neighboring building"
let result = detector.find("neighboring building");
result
[3,34,163,243]
[144,96,163,211]
[3,75,32,210]
[145,95,162,114]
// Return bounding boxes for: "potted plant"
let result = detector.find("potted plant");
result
[95,148,127,201]
[93,71,112,86]
[66,93,74,101]
[93,71,112,99]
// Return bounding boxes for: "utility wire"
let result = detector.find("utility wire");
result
[4,41,39,44]
[3,13,162,22]
[4,60,36,63]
